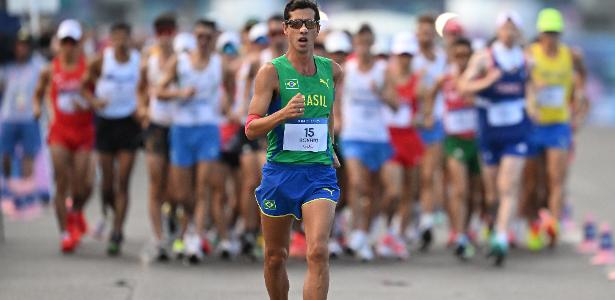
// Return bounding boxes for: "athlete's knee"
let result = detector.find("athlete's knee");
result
[347,175,367,195]
[264,247,288,270]
[306,242,328,266]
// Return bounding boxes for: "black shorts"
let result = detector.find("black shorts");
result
[95,115,142,153]
[143,122,169,157]
[220,125,262,168]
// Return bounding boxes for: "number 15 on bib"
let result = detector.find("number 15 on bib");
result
[283,118,329,152]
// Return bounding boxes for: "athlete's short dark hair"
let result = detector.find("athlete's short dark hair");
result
[111,22,131,35]
[453,37,473,51]
[284,0,320,21]
[195,19,217,31]
[356,23,374,36]
[268,14,285,23]
[154,12,177,31]
[418,14,436,26]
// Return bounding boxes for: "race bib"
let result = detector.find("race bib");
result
[16,92,27,112]
[283,118,328,152]
[487,100,524,127]
[58,92,78,113]
[444,108,477,134]
[384,103,412,128]
[537,85,566,108]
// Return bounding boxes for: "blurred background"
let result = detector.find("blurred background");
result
[2,0,614,125]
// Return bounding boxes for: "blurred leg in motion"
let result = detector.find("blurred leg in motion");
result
[302,200,336,300]
[261,214,293,300]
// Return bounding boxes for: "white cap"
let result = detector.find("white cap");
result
[173,32,196,53]
[391,32,418,55]
[216,31,240,53]
[248,22,268,43]
[57,19,82,40]
[319,10,329,31]
[496,10,523,28]
[324,31,352,54]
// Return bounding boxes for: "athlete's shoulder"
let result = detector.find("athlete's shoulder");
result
[256,62,279,83]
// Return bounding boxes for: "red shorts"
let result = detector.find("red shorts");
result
[388,127,424,168]
[48,122,95,152]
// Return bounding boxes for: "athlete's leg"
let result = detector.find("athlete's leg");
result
[345,159,370,231]
[302,200,336,300]
[495,156,525,236]
[419,143,441,227]
[380,161,402,225]
[208,162,228,241]
[98,152,116,217]
[240,151,260,233]
[170,165,194,238]
[50,146,72,232]
[447,157,468,236]
[398,166,419,235]
[194,161,213,238]
[519,156,540,221]
[71,150,94,211]
[261,214,293,300]
[480,163,498,224]
[545,148,568,220]
[111,150,136,236]
[146,152,168,241]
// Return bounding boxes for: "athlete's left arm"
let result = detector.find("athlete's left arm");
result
[571,48,589,130]
[80,55,108,111]
[331,61,343,168]
[524,49,540,122]
[221,60,236,118]
[379,67,399,111]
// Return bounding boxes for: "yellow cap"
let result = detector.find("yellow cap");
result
[537,8,564,33]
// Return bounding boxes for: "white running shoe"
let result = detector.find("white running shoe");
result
[348,230,367,253]
[328,239,343,258]
[218,239,234,259]
[184,233,203,263]
[357,243,374,262]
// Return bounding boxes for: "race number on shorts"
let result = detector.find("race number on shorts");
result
[283,118,328,152]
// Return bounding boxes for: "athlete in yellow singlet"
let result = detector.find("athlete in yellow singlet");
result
[525,8,588,248]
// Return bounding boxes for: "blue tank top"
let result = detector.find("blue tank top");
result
[476,48,530,143]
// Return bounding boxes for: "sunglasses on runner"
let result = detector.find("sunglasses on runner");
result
[285,19,319,30]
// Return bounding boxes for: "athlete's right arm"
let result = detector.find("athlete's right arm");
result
[245,63,305,141]
[32,65,51,119]
[458,50,501,95]
[423,76,445,128]
[80,55,107,110]
[136,53,150,127]
[156,55,194,101]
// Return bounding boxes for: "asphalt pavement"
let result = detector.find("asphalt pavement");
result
[1,127,614,300]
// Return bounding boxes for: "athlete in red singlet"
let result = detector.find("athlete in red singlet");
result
[378,33,424,259]
[33,19,95,253]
